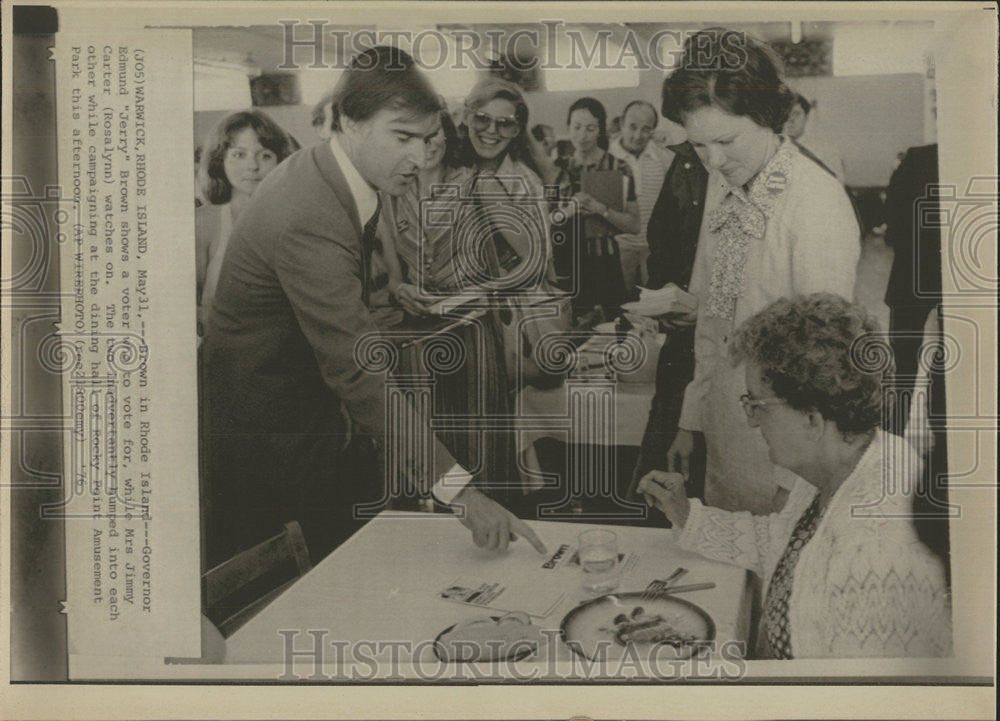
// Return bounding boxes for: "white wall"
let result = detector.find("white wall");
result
[786,74,926,186]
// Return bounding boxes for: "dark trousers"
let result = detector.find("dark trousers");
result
[628,325,706,508]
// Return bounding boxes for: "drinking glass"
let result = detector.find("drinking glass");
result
[578,529,620,594]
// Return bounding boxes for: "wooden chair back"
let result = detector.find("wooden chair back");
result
[203,521,312,637]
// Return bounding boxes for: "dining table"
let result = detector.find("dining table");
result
[223,510,753,681]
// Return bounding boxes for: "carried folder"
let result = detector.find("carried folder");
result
[580,169,626,212]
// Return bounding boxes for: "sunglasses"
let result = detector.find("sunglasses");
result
[467,111,520,139]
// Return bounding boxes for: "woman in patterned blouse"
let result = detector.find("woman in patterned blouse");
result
[554,97,641,316]
[639,293,951,659]
[659,29,861,515]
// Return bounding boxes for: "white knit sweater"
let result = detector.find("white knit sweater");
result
[676,430,952,658]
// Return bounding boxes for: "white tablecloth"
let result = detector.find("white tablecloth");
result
[225,512,752,679]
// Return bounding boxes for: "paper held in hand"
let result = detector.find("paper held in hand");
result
[622,284,698,318]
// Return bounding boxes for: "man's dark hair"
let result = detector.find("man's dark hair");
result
[329,45,442,131]
[436,109,464,169]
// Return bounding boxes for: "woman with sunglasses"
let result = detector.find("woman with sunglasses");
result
[460,77,553,275]
[458,78,566,388]
[638,293,951,659]
[554,97,641,317]
[462,77,544,180]
[658,29,861,515]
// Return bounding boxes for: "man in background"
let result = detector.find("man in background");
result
[608,100,673,291]
[784,93,846,183]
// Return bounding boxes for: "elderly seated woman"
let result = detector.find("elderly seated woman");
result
[638,293,952,659]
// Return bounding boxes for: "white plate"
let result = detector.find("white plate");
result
[560,591,715,661]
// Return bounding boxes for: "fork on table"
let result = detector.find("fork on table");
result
[641,567,688,600]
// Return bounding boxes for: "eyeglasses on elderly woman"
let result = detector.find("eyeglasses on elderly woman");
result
[738,392,786,418]
[465,109,521,138]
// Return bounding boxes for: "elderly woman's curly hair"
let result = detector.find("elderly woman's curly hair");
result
[730,293,890,437]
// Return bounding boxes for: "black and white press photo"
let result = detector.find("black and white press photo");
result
[3,2,997,719]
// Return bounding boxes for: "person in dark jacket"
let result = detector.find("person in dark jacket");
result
[645,141,709,293]
[628,137,709,504]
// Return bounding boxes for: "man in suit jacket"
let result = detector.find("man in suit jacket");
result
[201,46,544,566]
